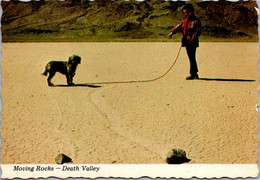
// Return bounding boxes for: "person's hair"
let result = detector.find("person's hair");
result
[182,4,195,13]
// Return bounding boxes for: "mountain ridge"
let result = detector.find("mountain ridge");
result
[1,0,258,42]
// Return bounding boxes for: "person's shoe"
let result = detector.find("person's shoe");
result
[186,74,199,80]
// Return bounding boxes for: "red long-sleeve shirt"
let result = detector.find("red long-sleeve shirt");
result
[171,14,201,47]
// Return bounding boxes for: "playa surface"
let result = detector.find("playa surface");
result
[1,42,258,164]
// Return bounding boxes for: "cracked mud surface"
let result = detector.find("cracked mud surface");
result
[1,42,258,164]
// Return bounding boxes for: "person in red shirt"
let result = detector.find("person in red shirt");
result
[168,4,201,80]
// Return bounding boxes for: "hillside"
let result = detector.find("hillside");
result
[1,0,258,42]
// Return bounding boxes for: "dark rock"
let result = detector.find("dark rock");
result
[166,148,191,164]
[55,153,72,164]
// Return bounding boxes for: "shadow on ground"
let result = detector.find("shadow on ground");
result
[198,78,255,82]
[54,84,102,88]
[53,78,255,87]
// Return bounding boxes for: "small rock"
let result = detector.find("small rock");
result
[166,148,191,164]
[55,153,72,164]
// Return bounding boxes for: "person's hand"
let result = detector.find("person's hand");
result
[168,32,173,38]
[189,36,194,44]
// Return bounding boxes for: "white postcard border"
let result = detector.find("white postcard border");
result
[1,164,259,179]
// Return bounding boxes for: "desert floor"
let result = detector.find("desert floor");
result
[1,42,258,164]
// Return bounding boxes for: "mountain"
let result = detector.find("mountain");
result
[1,0,258,42]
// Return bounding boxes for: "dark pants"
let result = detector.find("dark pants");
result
[186,45,198,76]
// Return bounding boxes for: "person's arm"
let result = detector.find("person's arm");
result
[168,21,183,38]
[189,19,201,43]
[192,19,201,39]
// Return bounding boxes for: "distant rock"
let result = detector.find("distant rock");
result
[166,148,191,164]
[55,153,72,164]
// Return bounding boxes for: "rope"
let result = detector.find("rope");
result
[88,45,182,85]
